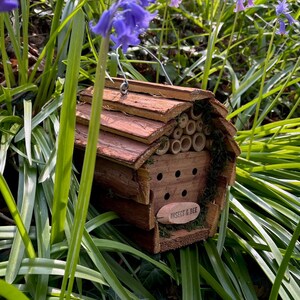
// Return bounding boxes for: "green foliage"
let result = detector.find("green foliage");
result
[1,0,300,299]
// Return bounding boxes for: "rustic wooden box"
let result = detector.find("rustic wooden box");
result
[75,78,240,253]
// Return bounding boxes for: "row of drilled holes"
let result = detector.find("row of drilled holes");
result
[156,168,198,181]
[164,189,188,200]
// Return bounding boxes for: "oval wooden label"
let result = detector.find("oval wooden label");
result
[156,202,200,225]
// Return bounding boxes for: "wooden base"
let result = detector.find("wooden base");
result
[118,222,210,254]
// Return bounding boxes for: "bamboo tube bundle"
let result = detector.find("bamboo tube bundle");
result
[171,127,183,139]
[183,119,196,135]
[192,132,206,152]
[188,107,202,120]
[156,137,170,155]
[177,113,189,128]
[169,139,181,154]
[180,135,192,152]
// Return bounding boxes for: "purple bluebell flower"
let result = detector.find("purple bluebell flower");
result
[234,0,254,12]
[234,0,245,12]
[247,0,254,7]
[170,0,182,7]
[275,0,295,34]
[0,0,19,12]
[90,0,157,53]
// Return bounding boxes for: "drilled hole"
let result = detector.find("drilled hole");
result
[164,193,170,200]
[192,168,198,175]
[181,190,187,197]
[175,170,181,178]
[157,173,163,181]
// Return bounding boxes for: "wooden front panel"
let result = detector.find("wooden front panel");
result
[144,151,210,213]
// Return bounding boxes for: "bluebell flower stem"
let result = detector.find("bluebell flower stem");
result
[60,34,110,300]
[247,27,277,159]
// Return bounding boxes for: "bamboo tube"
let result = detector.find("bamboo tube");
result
[189,107,202,120]
[180,135,192,152]
[169,139,181,154]
[156,137,170,155]
[177,113,189,128]
[196,119,203,132]
[192,132,206,152]
[183,120,196,135]
[171,127,183,139]
[205,138,213,150]
[203,124,212,135]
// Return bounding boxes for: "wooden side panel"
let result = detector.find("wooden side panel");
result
[94,157,149,204]
[144,151,210,213]
[75,123,159,169]
[205,202,220,237]
[79,86,192,123]
[76,102,176,144]
[98,195,155,231]
[118,223,161,254]
[213,177,228,210]
[222,160,237,186]
[104,77,214,101]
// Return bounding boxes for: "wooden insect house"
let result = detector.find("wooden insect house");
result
[74,78,240,253]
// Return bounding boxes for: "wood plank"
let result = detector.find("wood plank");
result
[79,86,192,123]
[118,223,161,254]
[75,123,159,169]
[76,102,176,144]
[205,202,220,237]
[222,160,237,186]
[224,135,241,156]
[208,98,228,117]
[160,227,210,252]
[213,177,228,210]
[97,194,155,231]
[212,117,237,137]
[105,77,214,101]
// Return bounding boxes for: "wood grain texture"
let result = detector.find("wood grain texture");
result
[224,135,241,156]
[104,77,214,101]
[98,194,155,230]
[79,86,192,123]
[76,102,176,144]
[205,202,220,237]
[143,151,210,213]
[160,227,210,252]
[75,123,159,169]
[213,177,228,210]
[208,98,228,117]
[212,117,237,136]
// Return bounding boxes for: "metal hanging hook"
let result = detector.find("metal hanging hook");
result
[115,44,173,95]
[115,46,129,95]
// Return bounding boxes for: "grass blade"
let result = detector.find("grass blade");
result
[0,174,36,259]
[5,158,37,283]
[269,219,300,300]
[51,9,85,244]
[23,100,32,166]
